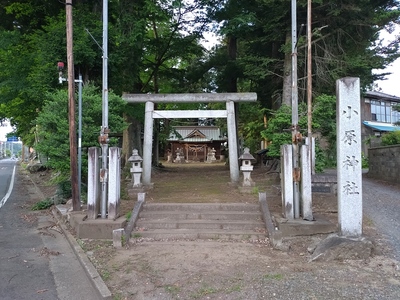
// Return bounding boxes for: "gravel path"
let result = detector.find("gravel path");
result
[363,175,400,260]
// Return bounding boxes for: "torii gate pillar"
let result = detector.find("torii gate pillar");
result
[142,101,154,186]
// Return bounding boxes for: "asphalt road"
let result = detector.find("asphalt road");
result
[0,160,99,300]
[0,158,16,209]
[363,174,400,260]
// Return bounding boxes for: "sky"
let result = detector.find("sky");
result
[373,26,400,97]
[374,59,400,96]
[0,120,12,142]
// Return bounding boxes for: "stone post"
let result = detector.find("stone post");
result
[336,77,362,237]
[281,144,294,219]
[87,147,101,219]
[300,144,313,220]
[108,147,120,220]
[305,136,316,175]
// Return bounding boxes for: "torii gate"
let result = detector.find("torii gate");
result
[122,93,257,186]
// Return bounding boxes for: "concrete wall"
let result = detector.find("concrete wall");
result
[368,145,400,183]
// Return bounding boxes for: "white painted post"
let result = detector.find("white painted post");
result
[336,77,362,237]
[108,147,120,220]
[87,147,101,219]
[226,101,240,183]
[281,144,294,219]
[142,101,154,186]
[301,144,313,220]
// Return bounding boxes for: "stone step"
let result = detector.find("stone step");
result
[138,210,263,221]
[131,229,266,241]
[136,219,265,230]
[132,202,268,241]
[141,203,261,212]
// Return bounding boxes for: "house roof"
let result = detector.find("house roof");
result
[363,121,400,132]
[167,126,226,143]
[365,91,400,102]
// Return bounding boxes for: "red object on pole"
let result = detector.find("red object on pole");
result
[57,61,64,70]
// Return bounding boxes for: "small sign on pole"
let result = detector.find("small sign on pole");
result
[7,136,18,142]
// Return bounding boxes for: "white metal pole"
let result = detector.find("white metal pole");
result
[100,0,109,219]
[307,0,314,175]
[78,74,82,203]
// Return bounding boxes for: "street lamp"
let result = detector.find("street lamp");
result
[58,62,83,204]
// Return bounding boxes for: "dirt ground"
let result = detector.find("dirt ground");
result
[28,162,400,300]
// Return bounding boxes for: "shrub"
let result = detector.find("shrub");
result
[381,131,400,146]
[32,198,54,210]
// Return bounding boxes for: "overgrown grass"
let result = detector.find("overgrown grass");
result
[191,284,219,299]
[31,198,54,210]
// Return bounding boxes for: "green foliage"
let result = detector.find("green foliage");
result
[261,94,337,169]
[31,198,54,211]
[312,94,337,163]
[362,153,369,169]
[238,102,267,153]
[261,104,307,158]
[35,84,128,183]
[381,130,400,146]
[1,0,400,161]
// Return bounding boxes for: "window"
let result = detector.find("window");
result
[391,103,400,124]
[370,100,400,123]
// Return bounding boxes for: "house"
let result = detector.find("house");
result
[167,126,227,162]
[361,91,400,152]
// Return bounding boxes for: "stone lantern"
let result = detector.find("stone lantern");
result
[238,147,256,188]
[128,149,143,187]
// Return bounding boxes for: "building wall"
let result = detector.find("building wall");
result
[368,145,400,183]
[169,141,223,162]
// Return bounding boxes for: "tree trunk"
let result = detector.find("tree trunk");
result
[121,113,142,168]
[227,35,241,156]
[227,36,238,93]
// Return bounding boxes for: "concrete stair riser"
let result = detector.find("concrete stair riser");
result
[133,203,267,241]
[142,203,261,212]
[137,220,264,230]
[139,211,263,221]
[132,230,265,241]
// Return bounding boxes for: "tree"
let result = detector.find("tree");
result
[261,94,337,169]
[35,84,127,195]
[381,130,400,146]
[1,0,400,168]
[204,0,400,107]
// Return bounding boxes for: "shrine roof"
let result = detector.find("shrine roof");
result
[167,126,227,142]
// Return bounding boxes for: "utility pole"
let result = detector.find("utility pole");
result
[66,0,80,211]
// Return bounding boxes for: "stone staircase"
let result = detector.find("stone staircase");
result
[132,203,267,241]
